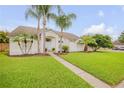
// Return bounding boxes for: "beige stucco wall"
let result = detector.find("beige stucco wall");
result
[9,39,38,55]
[43,30,83,52]
[9,30,83,55]
[44,31,59,52]
[59,38,83,52]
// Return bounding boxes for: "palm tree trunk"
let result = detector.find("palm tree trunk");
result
[84,44,88,52]
[37,18,41,54]
[18,41,24,54]
[59,28,63,54]
[42,16,46,54]
[24,38,27,54]
[27,40,33,54]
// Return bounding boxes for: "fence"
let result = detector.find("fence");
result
[0,43,9,52]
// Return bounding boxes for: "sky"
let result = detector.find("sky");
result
[0,5,124,40]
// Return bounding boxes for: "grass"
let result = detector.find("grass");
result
[61,51,124,86]
[0,52,91,88]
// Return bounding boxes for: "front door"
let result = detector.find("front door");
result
[46,41,51,51]
[45,37,56,52]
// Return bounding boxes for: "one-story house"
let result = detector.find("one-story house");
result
[9,26,83,55]
[113,40,124,50]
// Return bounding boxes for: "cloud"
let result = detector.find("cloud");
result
[83,23,120,41]
[0,22,37,32]
[0,26,10,31]
[83,23,105,35]
[98,10,104,17]
[0,25,16,32]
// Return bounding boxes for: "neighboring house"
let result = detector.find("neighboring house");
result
[9,26,83,55]
[113,40,124,50]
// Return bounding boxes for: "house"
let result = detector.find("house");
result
[113,40,124,50]
[9,26,83,55]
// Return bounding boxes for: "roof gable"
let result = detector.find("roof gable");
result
[10,26,80,41]
[9,26,37,37]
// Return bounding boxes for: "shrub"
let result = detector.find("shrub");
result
[45,48,47,52]
[52,48,55,52]
[62,45,69,53]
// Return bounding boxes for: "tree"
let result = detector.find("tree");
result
[80,35,96,52]
[25,6,42,53]
[0,31,9,43]
[13,34,36,54]
[0,31,9,51]
[93,34,113,51]
[13,35,24,54]
[51,12,76,53]
[25,5,61,54]
[39,5,62,54]
[79,34,113,52]
[118,32,124,43]
[87,39,97,51]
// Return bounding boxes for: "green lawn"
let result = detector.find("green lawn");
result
[61,51,124,86]
[0,53,91,88]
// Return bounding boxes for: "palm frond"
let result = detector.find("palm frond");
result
[47,13,57,21]
[25,8,38,20]
[67,13,76,20]
[53,12,76,30]
[56,5,64,15]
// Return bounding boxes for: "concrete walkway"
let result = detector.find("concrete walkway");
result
[48,52,111,88]
[116,80,124,88]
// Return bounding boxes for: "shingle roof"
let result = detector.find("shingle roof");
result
[10,26,80,41]
[113,40,124,45]
[55,31,79,41]
[9,26,37,37]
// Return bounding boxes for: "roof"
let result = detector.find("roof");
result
[113,40,124,45]
[10,26,80,41]
[9,26,37,37]
[55,31,79,41]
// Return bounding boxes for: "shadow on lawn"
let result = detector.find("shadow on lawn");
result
[70,51,111,54]
[94,51,111,53]
[0,52,50,57]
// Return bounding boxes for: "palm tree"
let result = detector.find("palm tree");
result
[27,35,37,54]
[13,35,24,54]
[25,6,42,54]
[80,35,96,52]
[13,34,36,54]
[82,35,90,52]
[39,5,62,54]
[26,5,61,54]
[51,13,76,53]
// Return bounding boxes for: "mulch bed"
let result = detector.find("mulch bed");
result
[9,53,50,57]
[54,52,68,55]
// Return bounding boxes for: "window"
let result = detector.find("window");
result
[46,38,51,42]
